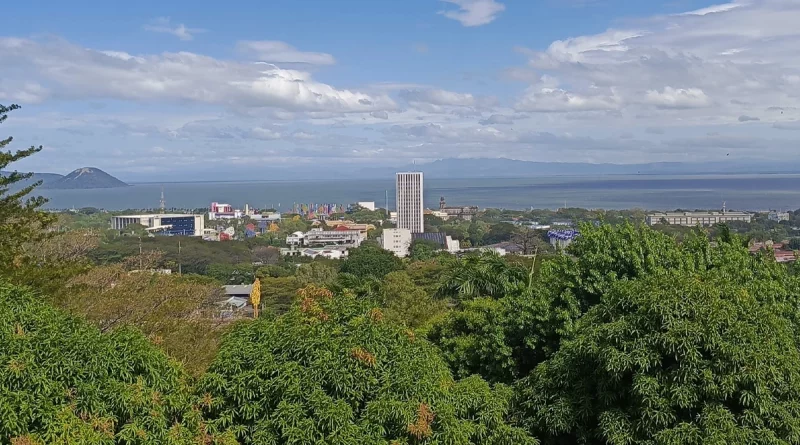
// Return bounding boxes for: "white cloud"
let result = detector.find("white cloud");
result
[439,0,505,27]
[678,2,742,16]
[236,41,335,65]
[516,87,620,112]
[644,87,711,109]
[370,111,389,120]
[143,17,205,41]
[0,37,395,113]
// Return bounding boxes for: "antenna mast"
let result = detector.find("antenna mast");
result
[159,186,166,214]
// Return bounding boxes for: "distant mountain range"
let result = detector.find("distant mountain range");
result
[357,158,800,179]
[3,167,128,190]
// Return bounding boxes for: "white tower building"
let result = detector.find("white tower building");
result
[395,172,424,233]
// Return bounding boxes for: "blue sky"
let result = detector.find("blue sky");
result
[2,0,800,180]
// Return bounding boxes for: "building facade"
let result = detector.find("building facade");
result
[438,196,479,221]
[111,214,204,236]
[769,211,790,222]
[646,211,752,226]
[286,228,364,247]
[380,228,413,257]
[396,172,424,233]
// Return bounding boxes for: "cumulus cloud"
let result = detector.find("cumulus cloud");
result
[236,41,335,65]
[370,111,389,120]
[143,17,205,41]
[439,0,505,27]
[513,0,800,123]
[644,87,711,109]
[0,37,395,113]
[516,87,620,112]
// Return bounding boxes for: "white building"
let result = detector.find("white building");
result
[111,214,204,236]
[208,202,243,220]
[769,211,790,222]
[396,172,424,233]
[357,201,376,211]
[286,228,364,247]
[646,211,752,226]
[380,228,412,257]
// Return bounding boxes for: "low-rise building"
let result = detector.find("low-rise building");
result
[286,228,364,248]
[646,211,752,226]
[548,230,580,249]
[412,232,461,253]
[438,196,479,221]
[769,211,790,222]
[357,201,376,211]
[380,228,412,257]
[749,241,797,263]
[209,202,243,220]
[111,213,204,236]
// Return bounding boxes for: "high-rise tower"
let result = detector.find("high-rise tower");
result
[395,172,424,233]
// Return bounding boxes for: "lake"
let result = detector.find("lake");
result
[37,174,800,212]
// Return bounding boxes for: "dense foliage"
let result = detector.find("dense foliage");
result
[0,104,56,277]
[0,281,236,444]
[517,271,800,444]
[339,243,404,279]
[198,286,536,444]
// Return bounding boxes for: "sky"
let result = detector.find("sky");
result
[2,0,800,181]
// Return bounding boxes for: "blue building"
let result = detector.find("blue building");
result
[111,214,205,236]
[547,229,580,249]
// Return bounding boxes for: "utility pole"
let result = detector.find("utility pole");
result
[178,239,182,276]
[138,236,143,270]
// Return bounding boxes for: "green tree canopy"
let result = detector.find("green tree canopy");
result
[0,281,236,444]
[198,287,536,444]
[0,104,56,276]
[295,262,338,287]
[380,271,444,329]
[437,252,527,301]
[339,243,403,279]
[409,238,443,262]
[516,270,800,445]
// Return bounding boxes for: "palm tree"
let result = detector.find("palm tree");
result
[436,252,526,301]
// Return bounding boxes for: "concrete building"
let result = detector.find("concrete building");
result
[111,214,204,236]
[208,202,243,220]
[548,230,580,249]
[646,211,752,226]
[380,228,413,257]
[769,211,790,222]
[438,196,479,221]
[412,232,461,253]
[286,228,364,248]
[357,201,376,211]
[396,172,424,233]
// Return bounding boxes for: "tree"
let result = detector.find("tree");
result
[197,288,536,444]
[295,262,337,287]
[61,253,229,375]
[339,243,403,279]
[380,271,444,329]
[517,271,800,444]
[409,238,442,261]
[251,245,280,264]
[0,280,236,444]
[0,104,56,276]
[788,237,800,250]
[511,226,549,255]
[259,276,302,315]
[250,278,261,318]
[437,251,527,301]
[483,222,516,245]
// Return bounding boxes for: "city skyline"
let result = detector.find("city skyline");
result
[3,0,800,180]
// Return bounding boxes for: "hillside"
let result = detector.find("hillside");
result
[43,167,128,189]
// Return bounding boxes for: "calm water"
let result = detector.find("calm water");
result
[37,174,800,212]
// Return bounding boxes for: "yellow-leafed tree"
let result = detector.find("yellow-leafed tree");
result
[250,278,262,318]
